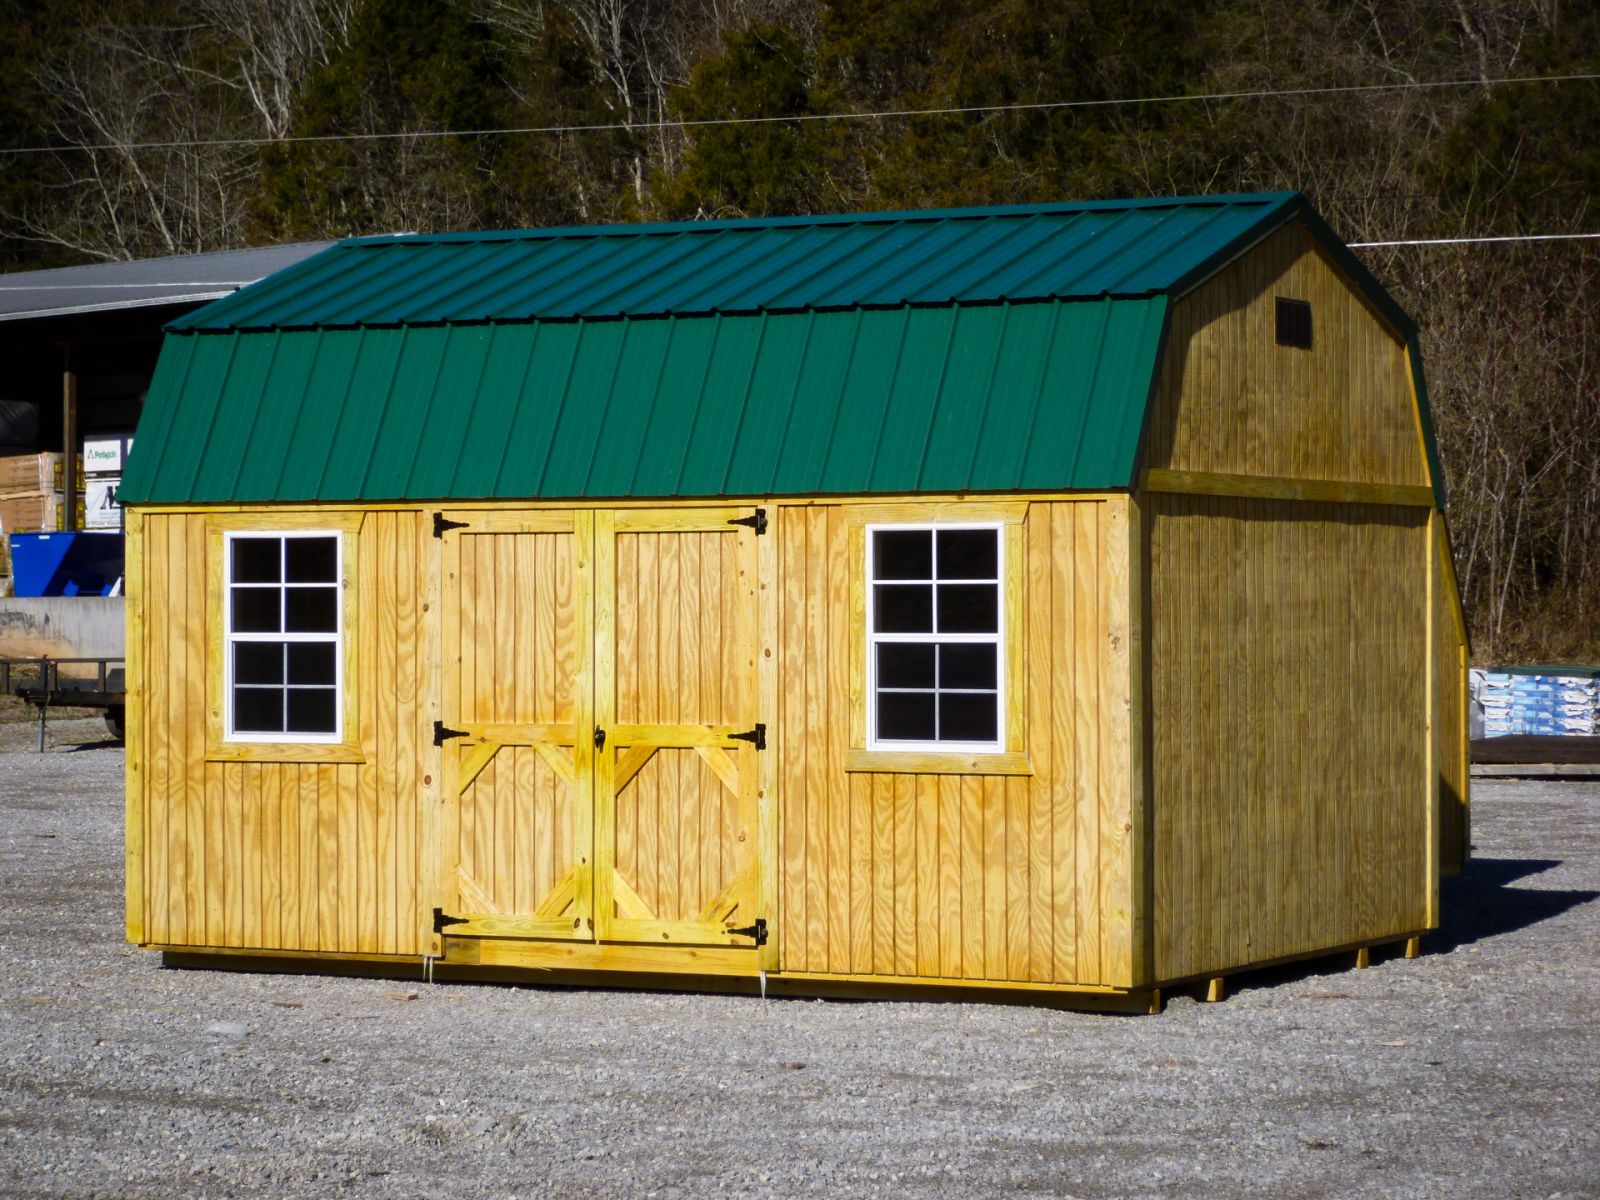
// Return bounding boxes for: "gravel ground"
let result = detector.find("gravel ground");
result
[2,739,1597,1200]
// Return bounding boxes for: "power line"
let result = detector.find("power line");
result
[1351,232,1600,247]
[3,71,1596,156]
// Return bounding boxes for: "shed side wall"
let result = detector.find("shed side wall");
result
[1435,519,1469,873]
[132,510,430,956]
[1148,496,1431,982]
[1144,221,1428,488]
[775,499,1136,988]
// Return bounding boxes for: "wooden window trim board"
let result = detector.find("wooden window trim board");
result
[203,511,365,764]
[844,502,1031,777]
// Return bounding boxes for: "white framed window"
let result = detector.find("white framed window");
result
[866,522,1003,752]
[223,531,342,742]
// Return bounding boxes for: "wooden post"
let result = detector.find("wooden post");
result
[1405,936,1422,959]
[1205,976,1225,1003]
[1355,945,1371,970]
[62,368,77,532]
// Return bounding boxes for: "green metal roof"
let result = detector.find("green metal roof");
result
[126,299,1165,502]
[171,194,1305,329]
[122,192,1434,506]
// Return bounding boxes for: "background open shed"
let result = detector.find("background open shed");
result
[119,193,1468,1008]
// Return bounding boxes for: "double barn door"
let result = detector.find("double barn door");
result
[436,508,764,957]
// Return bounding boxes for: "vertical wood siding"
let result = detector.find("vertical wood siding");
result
[774,500,1134,987]
[133,510,430,955]
[1148,495,1431,981]
[1435,524,1469,873]
[1145,222,1429,488]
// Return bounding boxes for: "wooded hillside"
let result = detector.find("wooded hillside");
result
[2,0,1595,661]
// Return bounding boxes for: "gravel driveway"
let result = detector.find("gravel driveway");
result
[2,731,1597,1199]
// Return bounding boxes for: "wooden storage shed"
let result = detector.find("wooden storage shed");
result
[120,193,1469,1010]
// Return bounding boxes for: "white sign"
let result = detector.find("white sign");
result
[85,476,122,529]
[84,437,125,474]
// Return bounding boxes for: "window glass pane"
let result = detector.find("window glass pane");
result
[940,692,998,742]
[877,691,936,741]
[937,529,997,579]
[231,587,281,633]
[231,537,281,584]
[877,642,935,689]
[874,584,932,633]
[936,584,997,633]
[233,686,284,733]
[234,642,283,685]
[286,688,337,734]
[939,643,997,690]
[287,642,337,687]
[285,536,338,583]
[873,530,932,580]
[284,586,338,633]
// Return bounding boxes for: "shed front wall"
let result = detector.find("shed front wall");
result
[1147,495,1433,983]
[774,499,1136,988]
[127,496,1136,992]
[126,509,432,957]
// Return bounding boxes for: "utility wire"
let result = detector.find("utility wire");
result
[2,71,1596,156]
[1350,233,1600,247]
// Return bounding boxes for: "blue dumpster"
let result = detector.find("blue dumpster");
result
[8,531,124,596]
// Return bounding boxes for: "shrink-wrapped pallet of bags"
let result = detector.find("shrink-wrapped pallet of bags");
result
[1479,670,1599,736]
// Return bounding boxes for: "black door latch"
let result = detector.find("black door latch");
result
[434,720,468,746]
[726,918,767,945]
[594,726,606,749]
[728,723,766,751]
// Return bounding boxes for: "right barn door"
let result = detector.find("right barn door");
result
[593,509,764,953]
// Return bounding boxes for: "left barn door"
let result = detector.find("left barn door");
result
[437,511,594,941]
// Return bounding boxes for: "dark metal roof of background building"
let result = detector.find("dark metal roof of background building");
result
[122,193,1439,506]
[0,242,333,322]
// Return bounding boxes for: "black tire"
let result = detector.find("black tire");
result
[105,705,125,741]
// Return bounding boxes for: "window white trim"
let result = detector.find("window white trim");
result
[222,530,344,744]
[865,521,1004,754]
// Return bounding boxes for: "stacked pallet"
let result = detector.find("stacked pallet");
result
[1480,670,1599,737]
[0,452,79,536]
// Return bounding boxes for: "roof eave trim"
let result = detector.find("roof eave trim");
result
[0,292,237,322]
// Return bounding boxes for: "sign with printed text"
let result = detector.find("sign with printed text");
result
[85,476,122,529]
[83,436,131,474]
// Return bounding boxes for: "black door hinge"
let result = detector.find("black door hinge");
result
[434,512,468,538]
[434,720,468,746]
[728,508,767,535]
[728,723,766,751]
[433,907,467,934]
[726,917,767,945]
[593,725,606,749]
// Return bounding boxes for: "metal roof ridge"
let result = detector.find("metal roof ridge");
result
[335,192,1302,248]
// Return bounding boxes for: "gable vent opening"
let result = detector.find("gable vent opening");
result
[1275,297,1313,349]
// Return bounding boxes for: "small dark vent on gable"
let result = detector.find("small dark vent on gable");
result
[1276,297,1313,349]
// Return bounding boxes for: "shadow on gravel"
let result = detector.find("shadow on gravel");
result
[1215,858,1599,1004]
[62,738,124,752]
[1431,857,1600,953]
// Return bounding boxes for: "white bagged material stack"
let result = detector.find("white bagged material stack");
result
[1479,670,1598,737]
